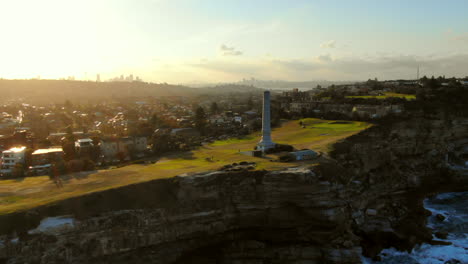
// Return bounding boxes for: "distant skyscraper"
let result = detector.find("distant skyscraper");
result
[96,74,101,82]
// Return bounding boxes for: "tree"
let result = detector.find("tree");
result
[12,163,25,178]
[247,97,253,110]
[426,76,440,90]
[62,126,76,161]
[210,102,219,114]
[150,113,163,127]
[195,106,207,135]
[64,100,73,111]
[89,136,101,162]
[151,133,176,154]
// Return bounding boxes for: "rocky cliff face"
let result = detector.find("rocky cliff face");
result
[0,169,363,264]
[330,115,468,257]
[0,116,467,263]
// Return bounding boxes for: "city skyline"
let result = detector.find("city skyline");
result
[1,0,467,83]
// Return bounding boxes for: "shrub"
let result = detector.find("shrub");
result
[82,159,96,171]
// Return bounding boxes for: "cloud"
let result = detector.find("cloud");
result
[219,44,243,56]
[317,54,332,62]
[320,40,336,49]
[453,33,468,42]
[444,30,468,43]
[186,53,468,82]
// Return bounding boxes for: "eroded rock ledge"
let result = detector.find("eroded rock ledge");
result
[0,169,363,263]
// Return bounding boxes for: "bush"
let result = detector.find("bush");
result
[279,154,295,162]
[53,161,67,175]
[82,159,95,171]
[12,163,25,178]
[265,144,294,154]
[67,159,84,172]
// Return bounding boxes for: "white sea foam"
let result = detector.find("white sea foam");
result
[363,192,468,264]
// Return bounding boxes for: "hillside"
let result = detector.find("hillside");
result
[0,80,265,104]
[0,118,370,215]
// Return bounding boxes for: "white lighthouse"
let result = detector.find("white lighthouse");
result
[257,90,276,152]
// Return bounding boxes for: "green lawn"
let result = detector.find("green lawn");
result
[346,92,415,100]
[0,118,371,215]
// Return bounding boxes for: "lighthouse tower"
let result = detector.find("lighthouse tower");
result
[257,90,276,152]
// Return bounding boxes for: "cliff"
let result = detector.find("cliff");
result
[0,169,363,263]
[0,116,467,263]
[330,115,468,257]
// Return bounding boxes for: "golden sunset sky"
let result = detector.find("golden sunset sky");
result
[1,0,467,83]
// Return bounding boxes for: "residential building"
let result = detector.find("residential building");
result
[0,146,27,176]
[100,136,148,162]
[100,138,119,162]
[47,132,86,145]
[133,136,148,153]
[75,138,94,158]
[29,147,64,176]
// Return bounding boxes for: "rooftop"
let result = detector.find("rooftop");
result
[3,146,27,154]
[32,148,63,155]
[77,138,93,143]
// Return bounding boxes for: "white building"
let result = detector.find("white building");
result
[289,149,318,161]
[75,138,94,148]
[1,146,27,175]
[133,136,148,153]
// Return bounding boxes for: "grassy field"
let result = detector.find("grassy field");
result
[0,118,371,215]
[346,92,416,100]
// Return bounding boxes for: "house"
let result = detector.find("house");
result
[75,138,94,148]
[209,116,225,124]
[48,132,86,145]
[289,149,318,161]
[100,137,133,162]
[171,128,200,137]
[29,148,64,176]
[100,136,148,162]
[100,138,119,162]
[133,136,148,153]
[118,137,135,160]
[75,138,94,158]
[352,105,379,118]
[243,110,257,116]
[0,146,27,176]
[290,102,319,113]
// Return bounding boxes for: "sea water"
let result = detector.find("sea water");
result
[362,191,468,264]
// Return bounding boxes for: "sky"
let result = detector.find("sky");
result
[1,0,467,83]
